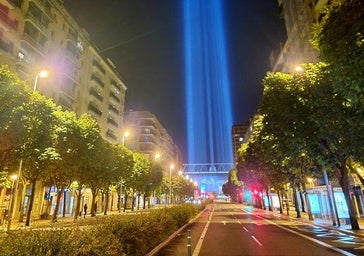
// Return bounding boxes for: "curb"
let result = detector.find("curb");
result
[146,208,207,256]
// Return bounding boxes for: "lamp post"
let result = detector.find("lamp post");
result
[169,164,174,205]
[118,131,129,212]
[122,131,129,146]
[7,161,22,231]
[33,70,48,92]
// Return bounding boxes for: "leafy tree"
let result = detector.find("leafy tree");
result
[124,152,151,211]
[113,144,134,212]
[0,65,30,171]
[142,161,163,208]
[12,93,59,226]
[312,0,364,162]
[257,63,360,229]
[72,114,101,220]
[96,141,121,216]
[313,0,364,108]
[47,110,87,221]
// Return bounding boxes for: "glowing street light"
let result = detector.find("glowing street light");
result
[33,69,48,92]
[169,164,174,205]
[154,153,161,161]
[122,131,130,146]
[294,65,304,73]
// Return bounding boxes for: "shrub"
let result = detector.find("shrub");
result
[0,204,200,256]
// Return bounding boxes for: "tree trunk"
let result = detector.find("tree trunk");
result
[301,181,314,220]
[277,190,283,214]
[25,180,37,226]
[338,161,360,230]
[266,188,272,211]
[292,186,301,218]
[123,192,128,212]
[299,189,306,212]
[74,188,82,220]
[52,188,64,222]
[91,189,97,217]
[103,190,109,215]
[131,194,135,211]
[137,192,140,210]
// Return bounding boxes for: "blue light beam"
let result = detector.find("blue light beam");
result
[184,0,233,165]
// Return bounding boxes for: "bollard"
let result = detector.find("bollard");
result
[187,229,192,256]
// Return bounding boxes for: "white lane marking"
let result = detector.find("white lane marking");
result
[247,211,356,256]
[251,235,263,246]
[222,221,227,225]
[192,206,214,256]
[243,226,249,232]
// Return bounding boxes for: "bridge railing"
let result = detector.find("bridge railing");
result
[182,163,234,174]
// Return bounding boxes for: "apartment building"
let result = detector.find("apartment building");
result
[0,0,129,222]
[271,0,333,72]
[123,110,182,171]
[231,123,249,163]
[0,0,127,143]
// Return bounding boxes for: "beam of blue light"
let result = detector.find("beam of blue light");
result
[184,0,233,165]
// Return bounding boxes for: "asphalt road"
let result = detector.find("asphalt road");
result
[156,202,364,256]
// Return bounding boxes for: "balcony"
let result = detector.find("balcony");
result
[59,94,73,110]
[91,73,104,88]
[107,116,119,127]
[109,91,120,103]
[88,102,102,117]
[92,59,106,75]
[106,129,117,141]
[108,104,119,115]
[89,87,103,102]
[65,41,81,63]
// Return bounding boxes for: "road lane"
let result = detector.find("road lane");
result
[197,203,348,256]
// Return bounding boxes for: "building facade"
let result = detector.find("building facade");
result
[123,110,182,172]
[0,0,128,222]
[270,0,333,72]
[231,123,249,163]
[0,0,127,143]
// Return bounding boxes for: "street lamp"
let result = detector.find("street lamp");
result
[7,162,21,231]
[169,164,174,205]
[33,70,48,92]
[154,153,160,161]
[122,131,129,146]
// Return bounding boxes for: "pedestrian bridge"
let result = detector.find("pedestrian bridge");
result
[182,163,234,194]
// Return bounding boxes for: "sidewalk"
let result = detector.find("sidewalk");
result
[0,209,150,231]
[272,207,364,238]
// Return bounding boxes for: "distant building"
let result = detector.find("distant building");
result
[123,110,183,171]
[270,0,333,72]
[0,0,127,143]
[231,124,249,163]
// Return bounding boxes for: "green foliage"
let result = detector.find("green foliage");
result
[313,0,364,106]
[0,65,30,170]
[0,204,199,256]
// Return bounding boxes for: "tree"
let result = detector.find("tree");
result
[0,65,30,171]
[258,63,360,229]
[313,0,364,162]
[313,0,364,108]
[124,152,151,211]
[46,110,80,222]
[143,161,163,208]
[113,144,133,212]
[12,93,59,226]
[72,114,101,220]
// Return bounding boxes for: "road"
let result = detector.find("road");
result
[156,202,364,256]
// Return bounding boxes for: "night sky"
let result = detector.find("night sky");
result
[63,0,286,160]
